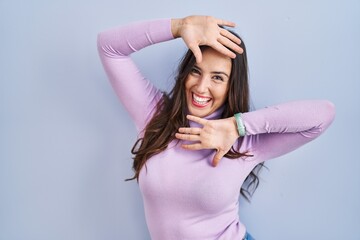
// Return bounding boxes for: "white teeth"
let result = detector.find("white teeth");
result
[193,93,211,105]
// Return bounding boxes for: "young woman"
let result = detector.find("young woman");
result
[97,15,335,240]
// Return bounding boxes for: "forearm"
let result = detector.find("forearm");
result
[224,99,335,142]
[97,18,174,57]
[238,100,336,162]
[242,100,335,136]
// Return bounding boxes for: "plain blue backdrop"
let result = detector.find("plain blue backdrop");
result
[0,0,359,239]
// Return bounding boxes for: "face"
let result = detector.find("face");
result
[185,48,232,117]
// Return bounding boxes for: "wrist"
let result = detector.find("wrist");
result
[230,116,240,138]
[234,113,246,137]
[171,18,183,38]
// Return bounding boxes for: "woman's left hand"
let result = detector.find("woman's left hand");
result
[175,115,240,167]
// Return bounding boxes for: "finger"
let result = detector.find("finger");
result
[212,150,226,167]
[178,127,202,135]
[220,28,241,45]
[210,42,237,59]
[188,44,202,63]
[215,18,236,28]
[181,143,203,150]
[186,115,207,126]
[175,133,201,141]
[218,36,243,54]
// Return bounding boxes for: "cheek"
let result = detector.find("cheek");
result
[212,85,229,102]
[184,76,197,93]
[184,77,191,91]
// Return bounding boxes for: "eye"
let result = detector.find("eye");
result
[212,75,224,82]
[190,68,201,75]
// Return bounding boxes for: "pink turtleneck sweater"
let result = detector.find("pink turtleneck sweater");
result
[97,18,335,240]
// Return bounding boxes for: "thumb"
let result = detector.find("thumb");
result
[188,44,202,63]
[212,149,226,167]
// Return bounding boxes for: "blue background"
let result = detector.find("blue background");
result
[1,0,359,239]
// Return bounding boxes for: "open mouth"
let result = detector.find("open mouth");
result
[192,93,212,108]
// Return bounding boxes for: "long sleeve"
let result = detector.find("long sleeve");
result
[240,100,336,162]
[97,19,174,131]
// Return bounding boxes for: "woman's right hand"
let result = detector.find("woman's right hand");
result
[171,16,243,63]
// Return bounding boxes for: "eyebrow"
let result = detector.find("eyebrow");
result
[212,71,229,78]
[193,65,230,78]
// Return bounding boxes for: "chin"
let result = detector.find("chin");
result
[188,106,212,118]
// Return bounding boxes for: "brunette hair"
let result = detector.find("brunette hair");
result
[127,33,264,201]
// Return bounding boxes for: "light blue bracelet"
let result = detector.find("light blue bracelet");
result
[234,113,246,137]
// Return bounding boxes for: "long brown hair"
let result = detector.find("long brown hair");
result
[127,33,264,201]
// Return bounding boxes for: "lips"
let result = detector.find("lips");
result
[192,93,211,108]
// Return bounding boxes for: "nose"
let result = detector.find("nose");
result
[195,75,210,93]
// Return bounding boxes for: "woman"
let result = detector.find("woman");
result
[97,15,335,240]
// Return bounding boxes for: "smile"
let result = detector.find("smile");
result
[192,93,211,107]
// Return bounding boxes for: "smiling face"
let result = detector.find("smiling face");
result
[185,47,232,117]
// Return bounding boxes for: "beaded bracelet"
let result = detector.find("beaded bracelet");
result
[234,113,246,137]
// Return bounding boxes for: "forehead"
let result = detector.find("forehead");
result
[196,48,232,74]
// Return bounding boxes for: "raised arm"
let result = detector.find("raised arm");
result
[97,19,173,131]
[241,100,336,162]
[97,16,243,131]
[176,100,335,166]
